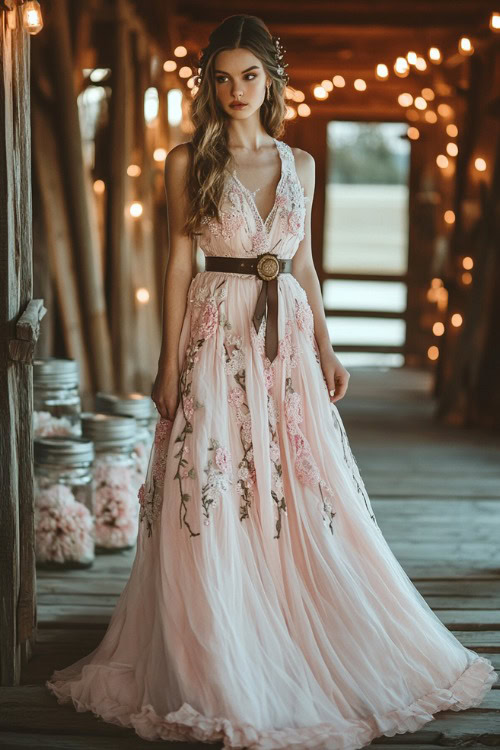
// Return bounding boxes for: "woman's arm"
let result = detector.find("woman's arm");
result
[152,143,194,418]
[291,148,350,403]
[158,142,194,373]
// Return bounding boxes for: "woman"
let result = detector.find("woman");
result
[47,14,497,749]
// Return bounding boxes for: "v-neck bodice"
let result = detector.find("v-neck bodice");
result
[198,138,310,261]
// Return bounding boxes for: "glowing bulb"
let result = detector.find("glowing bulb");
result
[462,272,472,285]
[332,75,345,87]
[293,90,305,102]
[444,210,455,224]
[179,66,192,78]
[407,51,417,65]
[459,37,474,55]
[93,180,105,194]
[490,12,500,30]
[127,164,141,177]
[407,127,420,140]
[163,60,177,72]
[446,124,458,137]
[129,202,143,218]
[451,313,463,327]
[415,56,427,71]
[406,109,419,122]
[433,322,445,336]
[398,93,413,107]
[428,346,439,360]
[394,57,410,77]
[436,154,449,168]
[422,88,435,100]
[174,46,187,57]
[431,278,443,288]
[22,1,44,35]
[313,85,328,100]
[475,157,487,172]
[321,79,334,91]
[285,105,297,120]
[428,47,442,63]
[154,148,167,162]
[414,96,427,110]
[354,79,367,91]
[297,103,311,117]
[446,142,458,157]
[437,103,453,118]
[424,111,437,123]
[376,64,389,79]
[462,256,473,270]
[136,288,150,304]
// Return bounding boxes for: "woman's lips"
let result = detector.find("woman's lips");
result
[229,102,247,109]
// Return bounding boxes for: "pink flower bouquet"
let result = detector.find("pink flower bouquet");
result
[35,484,94,567]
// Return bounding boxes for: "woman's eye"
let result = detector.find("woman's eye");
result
[215,74,257,84]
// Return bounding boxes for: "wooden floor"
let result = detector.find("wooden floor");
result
[2,366,500,749]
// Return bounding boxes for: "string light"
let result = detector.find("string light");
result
[174,46,187,57]
[427,346,439,360]
[376,64,389,80]
[321,79,334,92]
[285,105,297,120]
[437,103,453,118]
[293,90,305,102]
[431,278,443,288]
[297,103,311,116]
[394,57,410,77]
[179,66,192,78]
[462,256,473,270]
[163,60,177,72]
[422,88,435,100]
[490,12,500,31]
[436,154,449,168]
[458,37,474,55]
[474,157,487,171]
[462,272,473,285]
[127,165,141,177]
[406,109,419,122]
[444,209,455,224]
[414,96,427,110]
[313,85,328,100]
[332,75,345,87]
[446,123,458,137]
[93,180,105,194]
[446,142,458,157]
[136,288,150,304]
[433,322,445,336]
[424,111,437,123]
[153,148,167,161]
[428,47,442,63]
[407,126,420,140]
[129,202,143,218]
[451,313,463,327]
[398,93,413,107]
[354,78,367,91]
[21,0,44,35]
[415,56,427,71]
[407,51,417,65]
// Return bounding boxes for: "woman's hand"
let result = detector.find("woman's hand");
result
[318,344,350,404]
[151,365,180,421]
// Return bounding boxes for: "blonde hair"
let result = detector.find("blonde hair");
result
[183,14,287,237]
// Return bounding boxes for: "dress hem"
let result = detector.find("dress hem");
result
[45,654,498,750]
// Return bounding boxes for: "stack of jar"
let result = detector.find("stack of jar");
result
[95,392,157,490]
[34,436,95,569]
[33,358,82,438]
[81,413,139,553]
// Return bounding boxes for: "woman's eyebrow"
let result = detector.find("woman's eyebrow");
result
[214,65,260,75]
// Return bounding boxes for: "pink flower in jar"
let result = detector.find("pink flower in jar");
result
[215,446,231,474]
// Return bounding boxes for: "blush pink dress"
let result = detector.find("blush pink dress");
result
[46,138,497,749]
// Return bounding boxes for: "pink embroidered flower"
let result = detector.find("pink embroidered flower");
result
[275,192,288,209]
[263,365,275,391]
[228,387,245,409]
[295,297,314,337]
[252,228,269,254]
[195,298,219,340]
[270,441,281,462]
[288,208,304,235]
[182,395,194,421]
[215,446,231,474]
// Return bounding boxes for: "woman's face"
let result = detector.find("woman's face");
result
[213,47,269,118]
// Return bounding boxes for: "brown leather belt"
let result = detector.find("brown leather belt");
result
[204,251,293,362]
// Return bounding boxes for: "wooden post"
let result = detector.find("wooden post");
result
[0,5,42,686]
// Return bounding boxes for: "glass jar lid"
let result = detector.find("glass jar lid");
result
[81,412,137,450]
[34,358,80,389]
[34,436,95,466]
[95,392,154,421]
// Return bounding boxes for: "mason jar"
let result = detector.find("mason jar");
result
[81,413,139,553]
[95,392,157,489]
[34,436,95,570]
[33,358,82,437]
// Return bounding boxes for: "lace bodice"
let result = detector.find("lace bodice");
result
[197,138,310,260]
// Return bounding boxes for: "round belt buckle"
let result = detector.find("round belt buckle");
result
[256,253,280,281]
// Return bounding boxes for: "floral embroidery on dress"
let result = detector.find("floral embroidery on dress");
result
[171,279,228,537]
[224,332,257,522]
[267,391,287,539]
[330,403,380,529]
[201,438,232,526]
[138,417,174,537]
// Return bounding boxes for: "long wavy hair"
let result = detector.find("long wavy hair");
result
[183,15,288,237]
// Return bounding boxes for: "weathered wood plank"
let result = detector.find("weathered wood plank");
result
[0,733,179,750]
